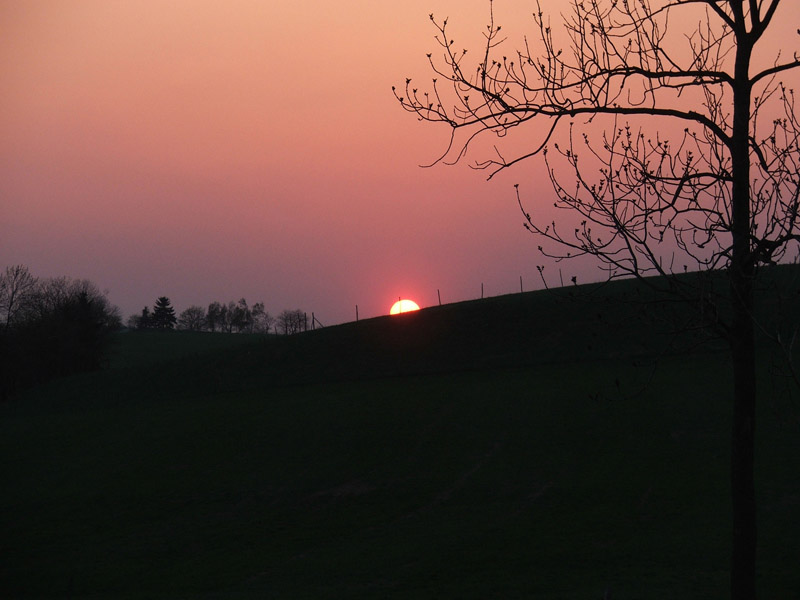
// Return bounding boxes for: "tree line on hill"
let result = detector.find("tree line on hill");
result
[0,264,313,399]
[127,297,308,335]
[0,265,122,399]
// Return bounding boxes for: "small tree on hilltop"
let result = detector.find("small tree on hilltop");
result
[151,297,176,331]
[251,302,274,334]
[396,1,800,597]
[133,307,153,330]
[231,298,252,333]
[206,301,223,332]
[218,302,234,333]
[277,309,306,335]
[177,305,206,331]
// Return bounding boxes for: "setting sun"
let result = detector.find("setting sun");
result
[390,299,420,315]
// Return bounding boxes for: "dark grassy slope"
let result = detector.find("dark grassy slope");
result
[105,264,799,393]
[2,270,799,599]
[106,329,266,370]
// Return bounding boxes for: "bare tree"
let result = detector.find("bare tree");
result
[1,270,121,396]
[26,276,121,330]
[231,298,253,333]
[201,299,272,333]
[250,302,275,334]
[177,305,207,331]
[206,301,223,333]
[129,307,153,330]
[0,265,37,330]
[215,301,235,333]
[277,309,307,335]
[396,1,799,597]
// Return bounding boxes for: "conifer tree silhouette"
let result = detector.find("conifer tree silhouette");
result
[152,296,177,330]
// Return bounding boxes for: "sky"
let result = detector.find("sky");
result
[2,1,798,325]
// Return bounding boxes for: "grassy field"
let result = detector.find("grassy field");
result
[2,273,799,598]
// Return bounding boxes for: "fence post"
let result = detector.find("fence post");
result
[520,275,523,293]
[481,283,484,299]
[437,289,441,306]
[355,305,359,322]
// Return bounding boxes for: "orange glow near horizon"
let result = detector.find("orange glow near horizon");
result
[2,1,797,326]
[390,299,420,315]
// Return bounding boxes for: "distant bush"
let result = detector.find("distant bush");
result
[0,266,121,399]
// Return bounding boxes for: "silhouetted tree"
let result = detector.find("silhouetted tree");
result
[151,297,176,330]
[206,301,223,332]
[24,277,122,332]
[177,305,207,331]
[0,265,37,330]
[201,299,273,333]
[277,309,306,335]
[231,298,252,333]
[133,307,153,330]
[217,302,233,333]
[396,1,800,597]
[212,299,250,333]
[0,270,121,398]
[126,314,138,329]
[250,302,274,334]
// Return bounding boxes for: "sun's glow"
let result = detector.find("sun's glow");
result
[390,299,420,315]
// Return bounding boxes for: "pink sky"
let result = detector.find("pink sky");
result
[2,1,798,324]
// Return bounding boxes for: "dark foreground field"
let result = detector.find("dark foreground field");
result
[2,274,799,598]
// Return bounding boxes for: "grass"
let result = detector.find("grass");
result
[107,329,263,370]
[1,270,799,598]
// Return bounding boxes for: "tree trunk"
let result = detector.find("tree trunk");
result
[729,25,756,600]
[729,284,757,600]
